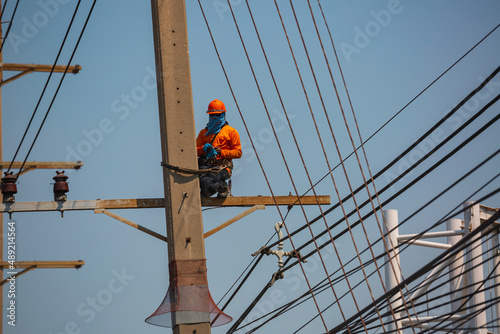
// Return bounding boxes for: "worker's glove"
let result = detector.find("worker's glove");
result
[203,143,218,159]
[203,143,213,152]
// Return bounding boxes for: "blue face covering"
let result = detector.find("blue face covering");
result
[205,113,226,136]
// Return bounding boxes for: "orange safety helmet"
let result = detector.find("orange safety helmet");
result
[206,99,227,114]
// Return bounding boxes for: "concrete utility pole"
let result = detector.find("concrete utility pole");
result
[150,1,211,333]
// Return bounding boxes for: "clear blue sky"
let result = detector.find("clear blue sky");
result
[2,1,500,333]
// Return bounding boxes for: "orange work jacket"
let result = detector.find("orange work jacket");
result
[196,125,242,161]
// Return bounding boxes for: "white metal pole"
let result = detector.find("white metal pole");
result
[383,209,402,332]
[464,202,487,334]
[401,239,451,250]
[490,228,500,330]
[410,256,454,302]
[447,219,466,316]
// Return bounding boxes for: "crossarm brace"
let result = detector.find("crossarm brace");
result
[94,209,168,243]
[204,205,265,238]
[0,266,36,286]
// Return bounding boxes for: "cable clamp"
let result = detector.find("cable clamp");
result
[268,270,284,287]
[289,250,308,263]
[254,222,308,285]
[251,246,271,257]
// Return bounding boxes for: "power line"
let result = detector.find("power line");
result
[288,23,500,206]
[306,2,415,324]
[289,101,499,273]
[267,103,500,330]
[420,258,500,334]
[251,167,499,333]
[16,0,97,176]
[269,68,499,308]
[272,154,500,331]
[0,0,9,20]
[310,246,500,334]
[269,68,500,251]
[246,0,365,330]
[328,197,500,334]
[212,30,496,332]
[201,2,498,315]
[328,199,500,333]
[0,0,19,53]
[284,0,402,328]
[245,229,500,333]
[234,152,500,333]
[198,1,500,330]
[7,0,83,173]
[356,236,498,333]
[225,0,336,328]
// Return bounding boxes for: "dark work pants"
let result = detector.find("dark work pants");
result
[199,168,230,197]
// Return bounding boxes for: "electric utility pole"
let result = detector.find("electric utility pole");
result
[0,4,83,333]
[150,1,211,333]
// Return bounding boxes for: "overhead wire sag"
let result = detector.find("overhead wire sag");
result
[267,66,500,250]
[307,0,424,330]
[283,106,500,331]
[16,0,97,176]
[287,95,499,275]
[197,2,499,331]
[245,87,499,331]
[246,0,363,331]
[288,0,419,331]
[6,0,83,173]
[273,0,387,331]
[196,2,313,330]
[287,22,500,206]
[242,148,499,332]
[248,64,500,333]
[224,0,339,331]
[323,162,500,333]
[328,202,500,333]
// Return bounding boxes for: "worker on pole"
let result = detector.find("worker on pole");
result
[196,99,242,198]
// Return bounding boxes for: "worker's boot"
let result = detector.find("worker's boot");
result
[217,184,229,198]
[201,184,217,198]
